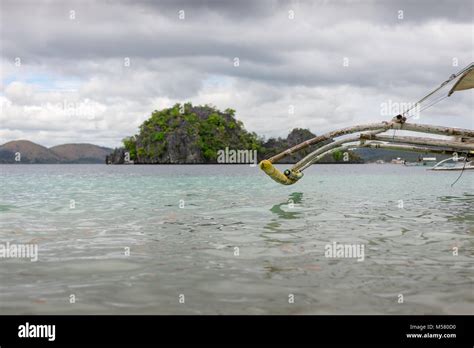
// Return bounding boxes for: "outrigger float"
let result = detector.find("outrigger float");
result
[259,63,474,185]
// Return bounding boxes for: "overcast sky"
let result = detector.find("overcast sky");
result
[0,0,472,148]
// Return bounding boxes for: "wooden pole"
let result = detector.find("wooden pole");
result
[362,134,474,151]
[302,142,462,168]
[268,121,474,164]
[267,122,393,163]
[293,129,386,171]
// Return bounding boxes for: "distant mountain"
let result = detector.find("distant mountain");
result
[0,140,113,164]
[0,140,61,163]
[50,144,113,163]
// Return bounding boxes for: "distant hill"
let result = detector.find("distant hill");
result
[50,144,113,163]
[0,140,61,163]
[0,140,113,164]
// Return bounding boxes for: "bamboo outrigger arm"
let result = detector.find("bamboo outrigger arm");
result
[362,134,474,151]
[259,63,474,185]
[300,142,466,165]
[259,120,474,185]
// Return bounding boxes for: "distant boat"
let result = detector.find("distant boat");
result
[391,157,405,164]
[404,162,423,166]
[430,156,474,171]
[404,157,438,167]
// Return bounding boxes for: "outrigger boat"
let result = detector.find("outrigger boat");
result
[259,63,474,185]
[430,156,474,171]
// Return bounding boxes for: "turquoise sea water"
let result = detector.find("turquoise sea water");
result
[0,164,472,314]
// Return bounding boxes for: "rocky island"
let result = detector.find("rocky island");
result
[107,103,362,164]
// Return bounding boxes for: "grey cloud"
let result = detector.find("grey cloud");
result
[2,0,470,88]
[0,0,472,147]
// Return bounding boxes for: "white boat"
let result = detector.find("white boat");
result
[391,157,405,164]
[430,156,474,171]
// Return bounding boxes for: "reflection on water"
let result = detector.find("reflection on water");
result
[0,164,473,314]
[438,194,474,227]
[266,192,305,232]
[270,192,304,219]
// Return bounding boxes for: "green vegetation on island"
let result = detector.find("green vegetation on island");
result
[107,103,362,164]
[115,103,261,164]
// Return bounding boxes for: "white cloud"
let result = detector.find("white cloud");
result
[0,0,472,147]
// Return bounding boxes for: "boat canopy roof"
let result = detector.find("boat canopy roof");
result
[449,66,474,95]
